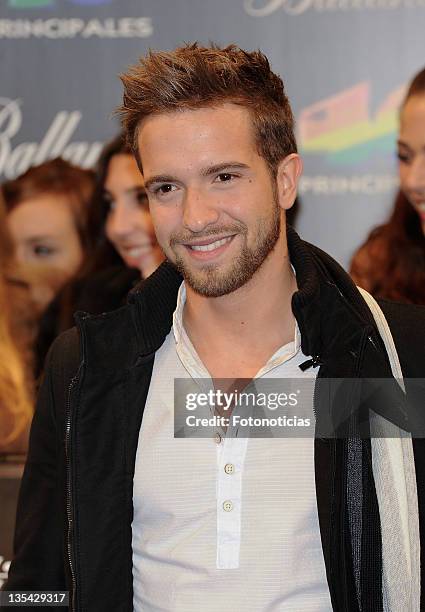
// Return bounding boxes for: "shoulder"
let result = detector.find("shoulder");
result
[75,265,139,315]
[378,298,425,377]
[45,326,81,393]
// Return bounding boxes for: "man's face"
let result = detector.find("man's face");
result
[138,103,298,297]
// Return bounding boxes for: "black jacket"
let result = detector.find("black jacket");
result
[35,265,140,377]
[4,228,425,611]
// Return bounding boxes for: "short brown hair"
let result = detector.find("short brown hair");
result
[119,43,297,176]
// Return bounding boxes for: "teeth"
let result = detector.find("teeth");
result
[127,246,150,258]
[190,237,232,252]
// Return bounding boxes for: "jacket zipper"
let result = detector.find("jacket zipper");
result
[308,330,371,610]
[299,354,322,372]
[331,329,371,611]
[309,359,344,608]
[65,315,87,612]
[65,373,79,612]
[299,354,322,420]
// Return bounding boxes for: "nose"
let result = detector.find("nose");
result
[182,187,220,233]
[107,202,139,239]
[403,156,425,194]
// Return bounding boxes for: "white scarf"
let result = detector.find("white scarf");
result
[358,288,420,611]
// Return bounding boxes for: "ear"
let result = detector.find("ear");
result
[275,153,303,211]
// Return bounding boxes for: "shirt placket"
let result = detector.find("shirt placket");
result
[215,436,248,569]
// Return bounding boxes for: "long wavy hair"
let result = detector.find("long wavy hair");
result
[83,133,133,273]
[365,191,425,302]
[351,67,425,304]
[0,196,33,453]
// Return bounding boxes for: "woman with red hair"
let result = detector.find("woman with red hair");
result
[350,67,425,304]
[2,158,95,311]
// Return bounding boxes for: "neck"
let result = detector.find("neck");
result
[182,238,298,374]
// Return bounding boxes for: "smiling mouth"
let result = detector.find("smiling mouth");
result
[186,236,234,252]
[409,200,425,213]
[122,245,153,259]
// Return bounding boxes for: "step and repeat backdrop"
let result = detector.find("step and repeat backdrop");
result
[2,0,425,267]
[1,0,425,583]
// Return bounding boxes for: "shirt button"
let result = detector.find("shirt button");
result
[223,500,233,512]
[224,463,235,475]
[214,432,222,444]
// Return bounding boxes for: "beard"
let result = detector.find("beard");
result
[168,202,282,298]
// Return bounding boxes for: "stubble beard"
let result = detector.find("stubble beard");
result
[169,202,282,298]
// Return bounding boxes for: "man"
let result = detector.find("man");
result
[4,44,425,611]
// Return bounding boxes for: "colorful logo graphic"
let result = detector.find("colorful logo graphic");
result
[298,81,406,166]
[9,0,112,8]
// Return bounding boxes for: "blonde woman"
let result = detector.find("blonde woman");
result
[0,198,33,455]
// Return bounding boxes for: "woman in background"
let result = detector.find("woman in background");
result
[35,134,164,373]
[2,158,95,312]
[90,133,164,280]
[350,67,425,304]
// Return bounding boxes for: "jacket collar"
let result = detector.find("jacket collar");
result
[287,227,378,360]
[128,260,183,356]
[126,226,376,362]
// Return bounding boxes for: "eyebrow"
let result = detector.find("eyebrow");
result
[25,235,57,243]
[200,162,250,176]
[103,186,146,196]
[144,162,250,191]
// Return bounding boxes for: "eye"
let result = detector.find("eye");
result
[32,245,55,257]
[215,173,236,183]
[103,192,115,212]
[397,150,412,164]
[154,184,177,195]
